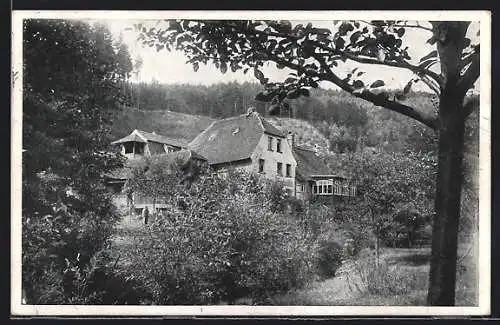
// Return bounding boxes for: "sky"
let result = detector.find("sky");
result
[103,19,480,92]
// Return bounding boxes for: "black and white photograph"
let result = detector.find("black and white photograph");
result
[11,10,491,316]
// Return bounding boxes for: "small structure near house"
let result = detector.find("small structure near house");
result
[111,129,189,159]
[105,140,207,215]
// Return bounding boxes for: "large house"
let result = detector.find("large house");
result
[188,110,298,194]
[188,110,356,200]
[106,109,356,212]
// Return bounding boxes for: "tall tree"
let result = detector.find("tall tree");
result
[22,19,133,303]
[136,19,481,305]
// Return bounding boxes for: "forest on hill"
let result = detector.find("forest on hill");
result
[117,81,478,157]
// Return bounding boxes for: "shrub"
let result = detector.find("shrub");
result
[22,189,122,304]
[347,254,427,297]
[22,19,132,304]
[128,170,317,305]
[316,238,343,278]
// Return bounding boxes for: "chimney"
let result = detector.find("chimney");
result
[287,131,295,147]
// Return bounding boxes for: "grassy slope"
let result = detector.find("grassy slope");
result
[271,246,478,306]
[110,107,216,142]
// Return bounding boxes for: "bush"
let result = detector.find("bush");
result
[347,254,427,296]
[316,239,343,278]
[22,19,132,304]
[22,187,122,304]
[128,170,318,305]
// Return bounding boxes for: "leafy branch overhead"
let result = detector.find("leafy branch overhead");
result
[136,20,479,130]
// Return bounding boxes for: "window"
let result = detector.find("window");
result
[258,159,265,173]
[334,182,342,195]
[313,180,334,195]
[285,164,292,177]
[277,139,282,153]
[277,162,283,176]
[296,184,305,193]
[268,136,273,151]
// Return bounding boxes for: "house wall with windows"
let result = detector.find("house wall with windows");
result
[250,133,297,193]
[295,179,309,200]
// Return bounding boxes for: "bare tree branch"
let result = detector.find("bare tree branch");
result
[237,23,444,89]
[320,69,439,131]
[359,20,434,32]
[418,73,441,95]
[457,52,480,95]
[260,48,439,130]
[338,51,444,88]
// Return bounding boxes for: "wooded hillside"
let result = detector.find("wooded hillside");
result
[115,81,478,157]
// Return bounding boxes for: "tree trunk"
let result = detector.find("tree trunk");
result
[426,21,470,306]
[427,93,466,306]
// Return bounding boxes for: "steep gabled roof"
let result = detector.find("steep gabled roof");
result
[111,132,147,144]
[111,129,189,148]
[136,130,189,148]
[188,112,285,165]
[293,146,334,180]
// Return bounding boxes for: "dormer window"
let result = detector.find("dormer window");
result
[268,136,273,151]
[277,139,282,153]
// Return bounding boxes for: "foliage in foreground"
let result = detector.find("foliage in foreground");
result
[127,163,319,305]
[136,19,480,305]
[22,19,133,304]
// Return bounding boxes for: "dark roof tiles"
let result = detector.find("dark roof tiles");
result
[293,146,333,180]
[188,112,284,165]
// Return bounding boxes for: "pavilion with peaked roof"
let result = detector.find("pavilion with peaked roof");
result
[111,129,191,159]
